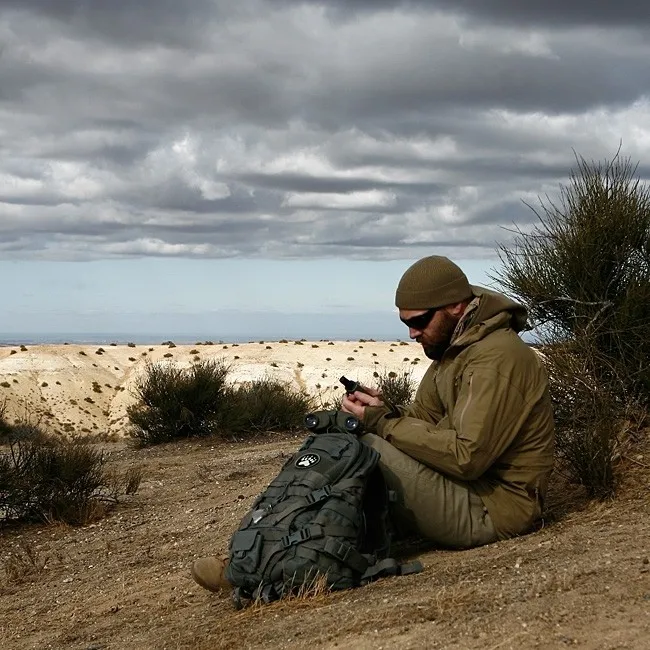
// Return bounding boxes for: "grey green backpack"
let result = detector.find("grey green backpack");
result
[225,410,422,608]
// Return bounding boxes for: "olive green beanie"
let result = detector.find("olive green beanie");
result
[395,256,473,309]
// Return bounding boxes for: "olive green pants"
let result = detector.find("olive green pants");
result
[361,434,498,549]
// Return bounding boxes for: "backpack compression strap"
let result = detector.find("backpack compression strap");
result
[360,557,424,585]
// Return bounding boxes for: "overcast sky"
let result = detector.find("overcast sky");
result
[2,0,650,340]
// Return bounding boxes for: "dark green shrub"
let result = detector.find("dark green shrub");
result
[495,153,650,403]
[0,413,141,525]
[494,151,650,497]
[221,378,313,435]
[541,341,622,498]
[127,359,231,445]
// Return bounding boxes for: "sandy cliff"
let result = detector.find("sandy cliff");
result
[0,339,427,438]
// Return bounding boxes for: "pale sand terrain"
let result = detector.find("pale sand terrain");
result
[0,339,427,438]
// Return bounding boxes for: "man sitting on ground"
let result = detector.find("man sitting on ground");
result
[343,255,555,548]
[191,255,555,591]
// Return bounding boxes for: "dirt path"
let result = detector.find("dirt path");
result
[1,434,649,650]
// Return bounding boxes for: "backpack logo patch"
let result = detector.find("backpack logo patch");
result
[295,453,320,468]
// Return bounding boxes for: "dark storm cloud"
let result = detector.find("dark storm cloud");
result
[1,0,650,261]
[0,0,221,47]
[275,0,650,26]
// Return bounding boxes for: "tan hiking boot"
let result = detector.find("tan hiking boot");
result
[191,556,231,592]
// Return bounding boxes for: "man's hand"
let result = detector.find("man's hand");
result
[341,389,384,420]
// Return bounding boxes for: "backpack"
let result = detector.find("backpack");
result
[224,412,422,608]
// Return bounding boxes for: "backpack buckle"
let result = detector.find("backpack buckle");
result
[281,525,323,548]
[306,485,332,505]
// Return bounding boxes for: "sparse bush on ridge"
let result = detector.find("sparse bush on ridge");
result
[319,367,417,412]
[126,359,313,445]
[376,369,417,407]
[494,151,650,498]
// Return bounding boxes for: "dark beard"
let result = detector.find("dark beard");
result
[421,311,459,361]
[423,342,449,361]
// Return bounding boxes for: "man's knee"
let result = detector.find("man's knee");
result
[360,433,497,548]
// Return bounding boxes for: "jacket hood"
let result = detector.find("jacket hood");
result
[452,286,528,347]
[470,286,528,331]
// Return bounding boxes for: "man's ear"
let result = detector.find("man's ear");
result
[445,301,469,318]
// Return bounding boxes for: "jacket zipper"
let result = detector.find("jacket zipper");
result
[459,372,474,431]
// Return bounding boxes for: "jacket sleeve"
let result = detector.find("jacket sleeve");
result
[374,362,533,481]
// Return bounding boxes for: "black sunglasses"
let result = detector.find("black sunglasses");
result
[399,307,437,330]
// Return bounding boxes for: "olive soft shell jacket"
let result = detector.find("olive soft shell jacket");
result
[364,287,555,539]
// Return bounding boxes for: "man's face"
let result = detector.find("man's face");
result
[399,307,460,360]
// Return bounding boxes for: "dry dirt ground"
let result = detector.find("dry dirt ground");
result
[1,432,648,650]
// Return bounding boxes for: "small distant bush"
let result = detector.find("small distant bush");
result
[79,351,87,356]
[127,342,136,348]
[128,357,136,362]
[20,345,27,352]
[163,353,173,358]
[0,382,10,388]
[376,369,416,406]
[9,350,16,355]
[190,349,199,355]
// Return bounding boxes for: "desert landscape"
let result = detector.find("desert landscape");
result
[0,340,427,440]
[0,341,648,650]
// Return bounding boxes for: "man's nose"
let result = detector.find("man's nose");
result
[408,327,420,339]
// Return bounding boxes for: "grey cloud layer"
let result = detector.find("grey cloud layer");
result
[276,1,650,26]
[1,0,649,261]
